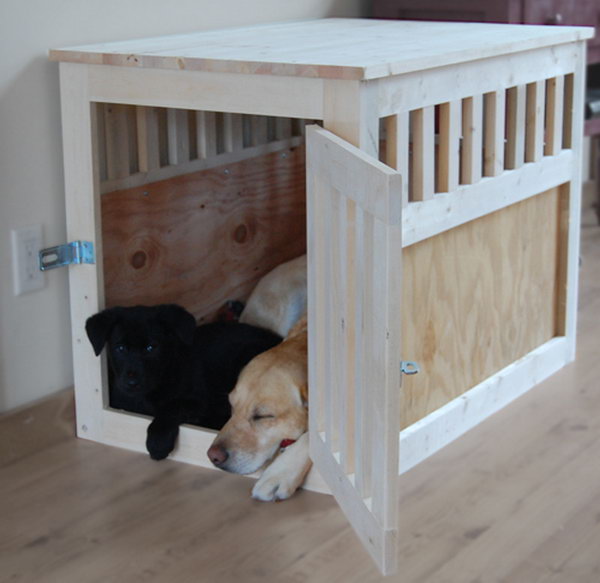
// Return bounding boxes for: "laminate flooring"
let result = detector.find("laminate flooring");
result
[1,204,599,583]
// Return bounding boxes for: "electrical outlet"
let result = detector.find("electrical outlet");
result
[11,225,45,296]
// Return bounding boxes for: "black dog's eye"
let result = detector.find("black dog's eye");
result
[145,344,156,353]
[114,344,126,353]
[252,413,275,421]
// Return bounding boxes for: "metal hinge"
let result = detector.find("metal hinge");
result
[38,241,95,271]
[401,361,420,375]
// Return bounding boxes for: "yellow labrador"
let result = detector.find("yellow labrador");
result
[207,317,310,501]
[239,254,306,337]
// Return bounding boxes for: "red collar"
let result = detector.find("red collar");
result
[279,438,296,449]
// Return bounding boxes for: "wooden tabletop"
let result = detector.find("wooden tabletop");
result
[49,18,594,81]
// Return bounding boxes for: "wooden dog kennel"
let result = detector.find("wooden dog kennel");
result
[50,19,592,575]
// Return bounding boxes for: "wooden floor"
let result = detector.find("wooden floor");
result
[1,202,599,583]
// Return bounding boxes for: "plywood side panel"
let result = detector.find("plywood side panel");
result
[101,146,306,322]
[401,187,561,428]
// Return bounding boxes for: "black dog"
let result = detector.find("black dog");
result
[85,304,281,460]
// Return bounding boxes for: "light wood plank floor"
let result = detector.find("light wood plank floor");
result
[1,203,599,583]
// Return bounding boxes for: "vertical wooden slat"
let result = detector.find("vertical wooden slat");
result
[344,199,357,475]
[359,211,375,500]
[318,183,339,453]
[327,188,342,455]
[95,104,108,183]
[461,95,483,185]
[411,106,435,200]
[332,190,350,468]
[385,113,410,206]
[275,117,293,140]
[483,90,506,176]
[353,205,367,496]
[59,63,105,439]
[167,109,190,166]
[563,74,575,150]
[370,215,402,530]
[545,76,565,156]
[526,81,545,163]
[250,115,269,146]
[104,103,130,180]
[136,106,161,172]
[438,100,461,192]
[505,85,527,170]
[222,113,243,153]
[196,111,217,159]
[560,48,586,360]
[307,145,326,437]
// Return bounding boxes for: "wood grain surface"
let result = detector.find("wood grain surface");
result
[101,146,306,322]
[401,187,562,427]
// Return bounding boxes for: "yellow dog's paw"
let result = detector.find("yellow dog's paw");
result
[251,472,301,502]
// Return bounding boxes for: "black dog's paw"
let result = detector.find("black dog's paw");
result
[146,419,179,460]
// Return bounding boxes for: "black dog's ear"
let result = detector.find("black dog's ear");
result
[157,304,196,346]
[85,308,119,356]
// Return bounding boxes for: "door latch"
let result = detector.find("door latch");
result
[401,361,420,375]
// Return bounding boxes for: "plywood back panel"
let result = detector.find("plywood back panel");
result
[101,145,306,322]
[401,187,563,428]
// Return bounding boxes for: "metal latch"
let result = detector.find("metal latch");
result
[39,241,95,271]
[401,361,420,375]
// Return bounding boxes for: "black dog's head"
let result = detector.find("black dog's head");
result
[85,304,196,400]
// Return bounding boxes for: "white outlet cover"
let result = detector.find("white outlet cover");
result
[11,225,45,295]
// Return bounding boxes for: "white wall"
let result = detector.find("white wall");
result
[0,0,367,413]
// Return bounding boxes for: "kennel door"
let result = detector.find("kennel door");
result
[306,125,403,575]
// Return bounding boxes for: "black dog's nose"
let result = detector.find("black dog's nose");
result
[207,444,229,466]
[126,371,139,388]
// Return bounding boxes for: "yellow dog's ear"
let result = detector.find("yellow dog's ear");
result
[299,383,309,408]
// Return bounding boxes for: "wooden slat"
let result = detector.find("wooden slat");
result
[58,63,105,439]
[545,76,565,156]
[136,106,161,172]
[104,103,131,180]
[563,73,575,150]
[438,100,461,192]
[325,187,338,453]
[358,211,375,500]
[196,110,217,159]
[460,95,483,185]
[505,85,526,170]
[560,48,586,360]
[306,145,327,438]
[274,117,293,141]
[483,90,505,176]
[385,112,410,206]
[370,214,401,530]
[250,116,269,146]
[410,106,435,201]
[95,104,108,183]
[167,108,190,166]
[329,191,354,473]
[222,112,243,153]
[525,80,545,163]
[353,206,368,496]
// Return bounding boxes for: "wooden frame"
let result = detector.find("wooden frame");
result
[50,19,592,575]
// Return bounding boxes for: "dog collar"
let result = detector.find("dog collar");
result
[279,438,296,449]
